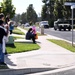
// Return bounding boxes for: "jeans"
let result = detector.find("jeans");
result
[0,44,4,63]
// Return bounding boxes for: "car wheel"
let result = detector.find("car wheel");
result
[59,28,61,31]
[64,28,66,31]
[68,28,71,31]
[54,27,57,30]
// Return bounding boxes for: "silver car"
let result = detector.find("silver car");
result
[39,21,49,28]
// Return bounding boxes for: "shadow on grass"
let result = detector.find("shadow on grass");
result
[6,44,16,48]
[15,41,41,44]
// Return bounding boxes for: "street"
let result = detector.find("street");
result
[36,27,75,43]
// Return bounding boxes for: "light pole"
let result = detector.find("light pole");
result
[71,5,75,46]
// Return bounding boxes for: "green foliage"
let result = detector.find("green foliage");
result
[13,4,38,24]
[13,36,24,40]
[48,39,75,52]
[1,0,16,18]
[13,27,25,35]
[41,0,55,21]
[64,0,75,19]
[42,0,48,4]
[48,19,54,27]
[21,13,27,24]
[53,0,65,19]
[0,65,8,69]
[6,42,40,54]
[26,4,37,24]
[41,5,48,21]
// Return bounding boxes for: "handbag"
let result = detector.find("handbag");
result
[35,33,38,39]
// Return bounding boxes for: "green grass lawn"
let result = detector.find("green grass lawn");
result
[13,27,25,35]
[13,36,24,40]
[0,65,9,69]
[0,27,40,69]
[48,39,75,52]
[6,31,40,54]
[6,42,40,54]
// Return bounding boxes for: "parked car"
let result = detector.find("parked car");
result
[39,21,49,28]
[25,23,30,27]
[54,19,71,31]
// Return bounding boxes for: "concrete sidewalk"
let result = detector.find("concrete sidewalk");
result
[1,27,75,75]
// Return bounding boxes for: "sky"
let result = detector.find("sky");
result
[0,0,43,15]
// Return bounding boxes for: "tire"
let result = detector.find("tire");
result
[54,27,57,30]
[68,28,71,31]
[59,28,61,31]
[68,26,71,31]
[59,26,61,31]
[64,28,66,31]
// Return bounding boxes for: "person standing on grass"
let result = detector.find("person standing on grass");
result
[0,13,9,55]
[0,20,8,65]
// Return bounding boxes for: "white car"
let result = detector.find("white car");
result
[25,23,30,27]
[39,21,49,28]
[54,20,71,31]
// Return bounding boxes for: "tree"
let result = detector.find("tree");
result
[21,12,27,24]
[41,5,48,21]
[53,0,75,19]
[1,0,16,18]
[41,0,55,27]
[13,14,21,23]
[41,0,50,21]
[26,4,37,24]
[64,0,75,19]
[53,0,66,19]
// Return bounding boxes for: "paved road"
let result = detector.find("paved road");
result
[36,27,75,42]
[26,67,75,75]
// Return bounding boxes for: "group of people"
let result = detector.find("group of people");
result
[0,13,14,65]
[26,25,38,44]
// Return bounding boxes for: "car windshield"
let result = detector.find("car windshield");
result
[58,21,68,24]
[41,21,48,25]
[63,21,68,23]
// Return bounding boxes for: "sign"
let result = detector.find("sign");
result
[64,2,75,6]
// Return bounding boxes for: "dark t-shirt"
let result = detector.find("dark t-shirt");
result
[26,32,35,40]
[0,27,7,44]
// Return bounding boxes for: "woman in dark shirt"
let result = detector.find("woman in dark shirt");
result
[26,28,36,43]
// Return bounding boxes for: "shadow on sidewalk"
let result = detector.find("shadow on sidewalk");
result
[25,67,58,74]
[5,55,16,67]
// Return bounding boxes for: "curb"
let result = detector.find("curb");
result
[26,65,75,75]
[0,65,75,75]
[0,67,57,75]
[1,27,75,75]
